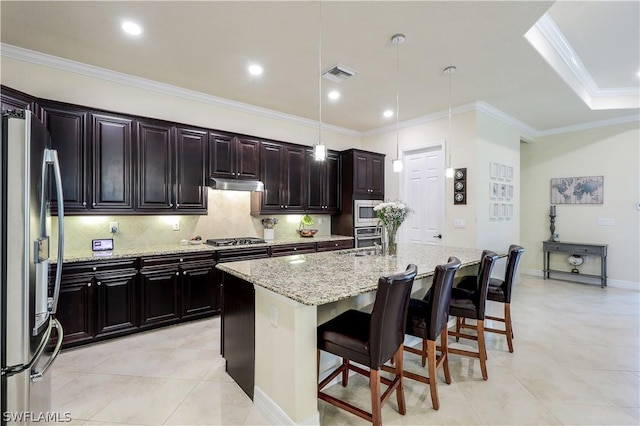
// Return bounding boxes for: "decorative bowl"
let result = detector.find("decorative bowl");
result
[297,229,318,238]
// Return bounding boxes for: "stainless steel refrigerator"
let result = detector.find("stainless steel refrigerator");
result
[1,110,65,424]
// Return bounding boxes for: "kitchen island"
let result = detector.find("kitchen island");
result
[216,243,485,425]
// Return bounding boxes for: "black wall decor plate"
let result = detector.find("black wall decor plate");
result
[453,167,467,205]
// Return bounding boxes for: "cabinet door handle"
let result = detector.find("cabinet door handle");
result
[280,205,284,208]
[180,258,184,262]
[183,271,187,275]
[87,282,91,287]
[97,281,102,286]
[92,202,97,206]
[176,203,180,207]
[293,247,297,251]
[175,272,179,276]
[92,267,97,271]
[82,201,87,207]
[169,203,173,207]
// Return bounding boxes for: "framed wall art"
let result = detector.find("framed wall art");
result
[550,176,603,204]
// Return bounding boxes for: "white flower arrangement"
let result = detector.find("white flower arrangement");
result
[373,201,412,230]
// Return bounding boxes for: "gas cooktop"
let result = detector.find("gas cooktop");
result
[205,237,266,247]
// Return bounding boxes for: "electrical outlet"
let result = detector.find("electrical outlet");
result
[172,221,180,231]
[109,222,119,233]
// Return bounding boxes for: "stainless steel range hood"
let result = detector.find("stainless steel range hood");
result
[209,177,264,192]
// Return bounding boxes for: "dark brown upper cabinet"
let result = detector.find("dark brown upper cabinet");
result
[209,132,260,180]
[306,150,340,214]
[175,127,208,212]
[252,141,306,214]
[136,120,174,211]
[91,113,134,211]
[39,101,89,213]
[137,121,208,214]
[1,85,37,115]
[350,149,385,199]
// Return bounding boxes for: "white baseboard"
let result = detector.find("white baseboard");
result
[253,386,320,426]
[521,269,639,291]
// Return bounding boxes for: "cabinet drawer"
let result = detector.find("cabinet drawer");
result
[217,247,270,262]
[58,258,138,275]
[316,240,354,252]
[570,245,605,256]
[140,252,214,268]
[270,243,316,257]
[544,243,570,252]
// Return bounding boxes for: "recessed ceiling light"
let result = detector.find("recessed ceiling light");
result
[121,21,143,36]
[328,91,340,100]
[383,110,394,118]
[248,64,263,76]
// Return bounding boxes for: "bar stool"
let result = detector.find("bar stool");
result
[448,251,499,380]
[317,264,418,426]
[457,245,524,352]
[399,257,461,410]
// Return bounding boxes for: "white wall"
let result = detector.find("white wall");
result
[362,111,480,249]
[520,121,640,288]
[475,111,521,251]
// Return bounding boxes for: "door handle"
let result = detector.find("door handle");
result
[434,234,443,239]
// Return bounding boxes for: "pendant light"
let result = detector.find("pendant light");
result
[444,65,456,178]
[391,33,405,173]
[313,2,326,161]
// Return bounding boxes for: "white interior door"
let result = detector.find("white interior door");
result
[400,144,444,245]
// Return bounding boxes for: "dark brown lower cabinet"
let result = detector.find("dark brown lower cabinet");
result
[139,266,181,328]
[54,267,138,348]
[95,270,138,337]
[55,274,95,346]
[221,271,255,399]
[182,261,218,318]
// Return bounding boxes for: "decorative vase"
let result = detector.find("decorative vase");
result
[385,226,398,256]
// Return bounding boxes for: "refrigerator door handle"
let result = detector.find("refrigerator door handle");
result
[45,148,64,315]
[1,317,53,378]
[30,319,64,382]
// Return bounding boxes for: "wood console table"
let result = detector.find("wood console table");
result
[542,241,608,288]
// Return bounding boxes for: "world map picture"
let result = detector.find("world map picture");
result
[551,176,604,204]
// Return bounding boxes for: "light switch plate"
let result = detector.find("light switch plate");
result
[172,221,180,231]
[453,219,465,228]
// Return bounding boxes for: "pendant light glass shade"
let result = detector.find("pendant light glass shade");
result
[313,143,327,161]
[314,2,326,161]
[391,33,405,173]
[444,65,456,178]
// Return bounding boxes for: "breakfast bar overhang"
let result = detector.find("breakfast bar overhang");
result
[217,243,485,425]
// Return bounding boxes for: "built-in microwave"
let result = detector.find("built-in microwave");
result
[354,199,383,228]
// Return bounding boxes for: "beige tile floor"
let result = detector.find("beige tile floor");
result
[50,275,639,425]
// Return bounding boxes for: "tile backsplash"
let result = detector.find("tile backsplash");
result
[51,189,332,254]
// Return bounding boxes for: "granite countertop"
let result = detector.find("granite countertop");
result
[216,243,486,306]
[57,235,353,263]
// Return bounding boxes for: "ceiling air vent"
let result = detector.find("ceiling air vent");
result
[322,64,358,83]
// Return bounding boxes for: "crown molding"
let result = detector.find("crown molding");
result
[525,13,639,110]
[536,113,640,137]
[0,43,361,138]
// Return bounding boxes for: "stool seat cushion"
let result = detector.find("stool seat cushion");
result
[318,309,371,366]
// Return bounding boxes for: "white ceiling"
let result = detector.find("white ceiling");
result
[1,1,638,135]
